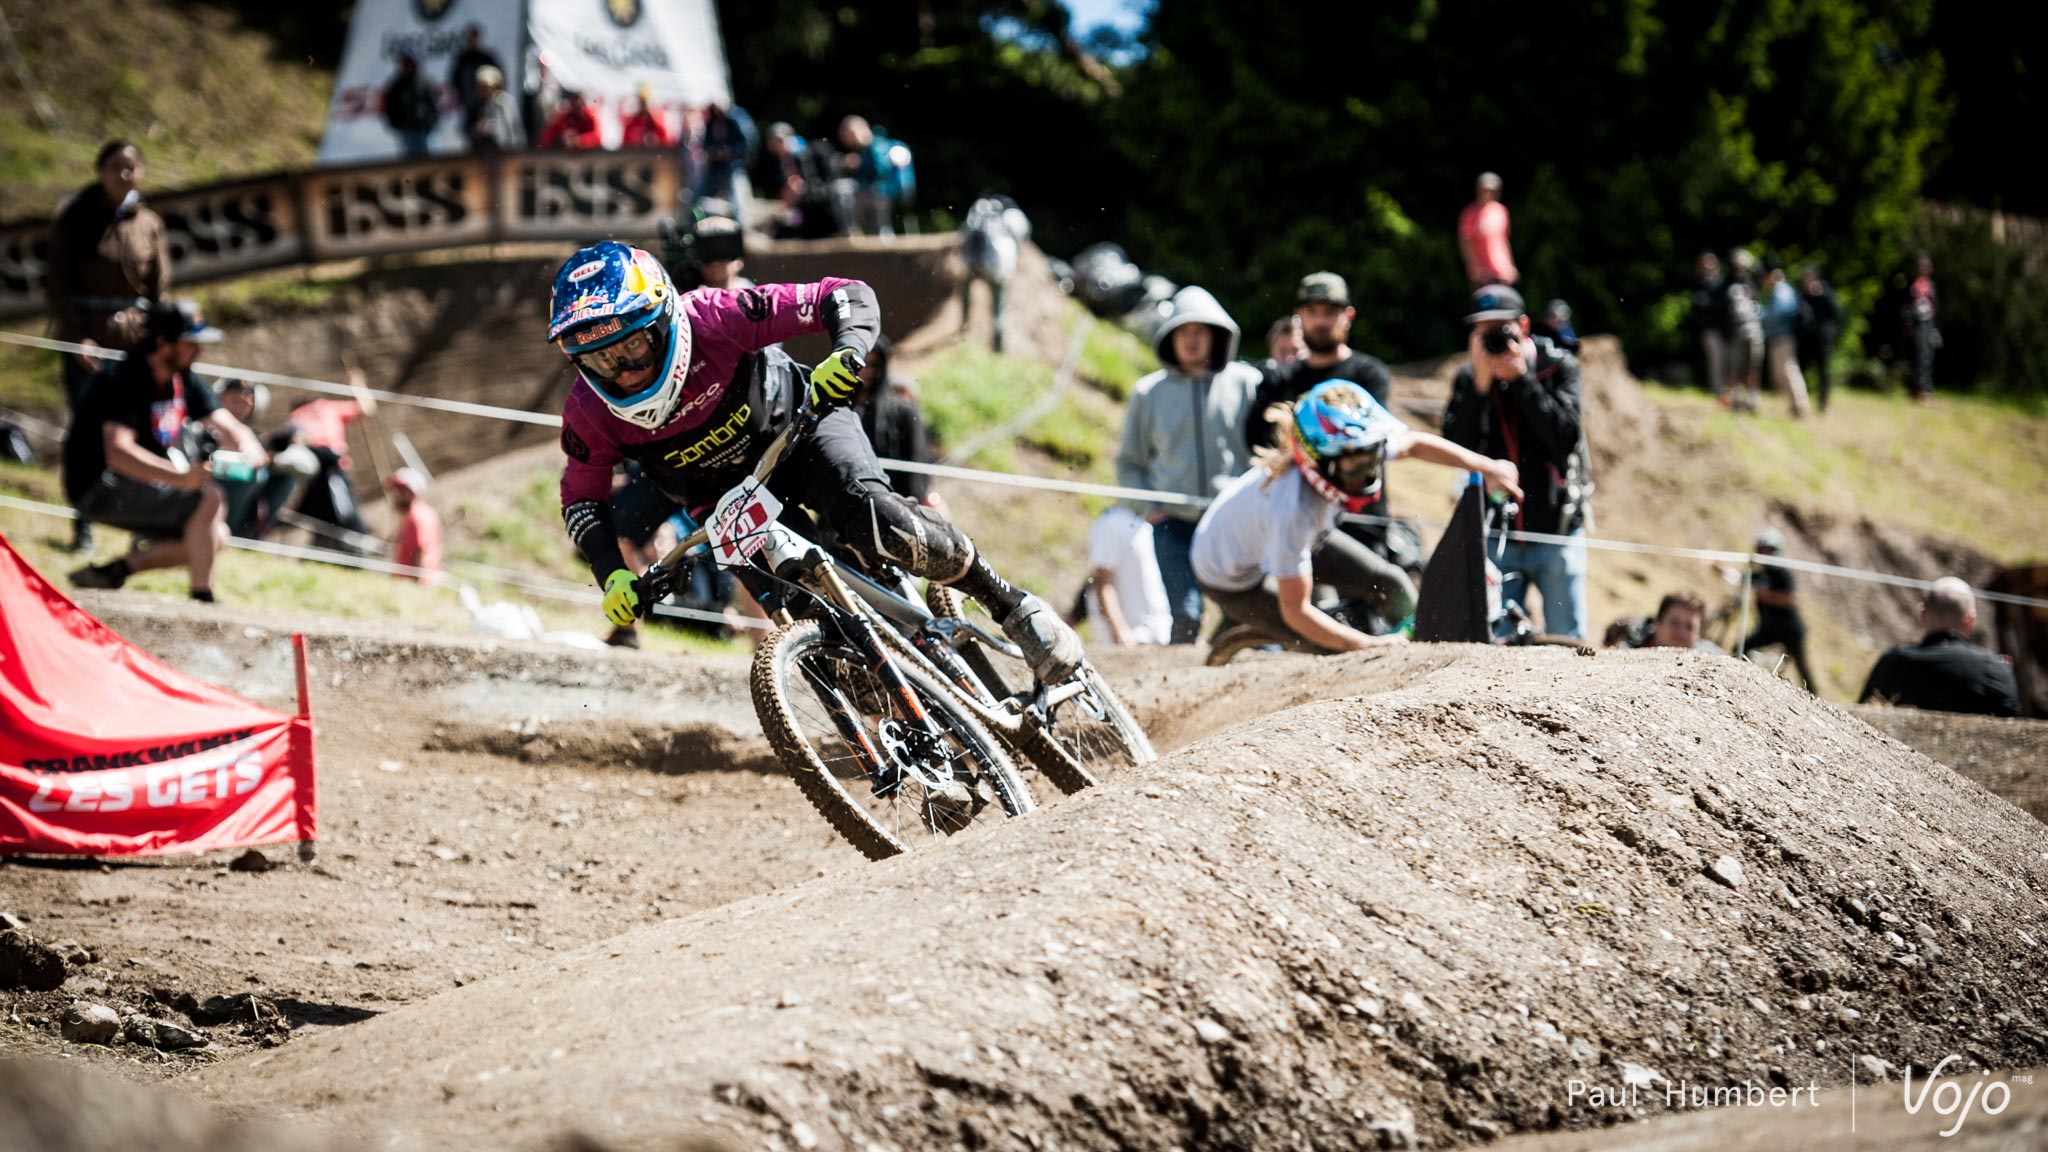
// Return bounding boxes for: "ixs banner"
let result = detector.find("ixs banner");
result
[0,150,682,320]
[0,534,317,856]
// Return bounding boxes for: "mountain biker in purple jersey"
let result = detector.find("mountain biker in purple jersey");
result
[549,241,1083,682]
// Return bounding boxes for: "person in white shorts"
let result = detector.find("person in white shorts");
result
[1192,379,1520,652]
[1085,505,1173,646]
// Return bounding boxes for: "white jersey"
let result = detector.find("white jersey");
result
[1085,506,1173,645]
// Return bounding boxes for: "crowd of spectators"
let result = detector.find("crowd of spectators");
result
[22,135,2027,715]
[1690,246,1930,411]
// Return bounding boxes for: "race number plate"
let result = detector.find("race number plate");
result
[708,479,784,569]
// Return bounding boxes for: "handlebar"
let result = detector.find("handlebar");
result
[636,389,825,612]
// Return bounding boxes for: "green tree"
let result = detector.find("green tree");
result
[1106,0,1949,365]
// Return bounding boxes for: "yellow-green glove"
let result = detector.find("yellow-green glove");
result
[602,569,641,627]
[807,348,864,407]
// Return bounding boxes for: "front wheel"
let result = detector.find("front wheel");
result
[752,619,1034,861]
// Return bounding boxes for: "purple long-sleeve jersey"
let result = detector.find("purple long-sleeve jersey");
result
[556,277,880,583]
[558,278,876,508]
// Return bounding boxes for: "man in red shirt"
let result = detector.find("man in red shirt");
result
[1457,172,1519,288]
[386,468,442,581]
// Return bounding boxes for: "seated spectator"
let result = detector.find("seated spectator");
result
[386,467,442,582]
[855,338,938,510]
[1605,590,1719,651]
[207,380,303,538]
[64,301,266,602]
[539,90,601,150]
[282,381,376,552]
[620,89,674,149]
[1086,505,1173,646]
[1859,578,2019,716]
[466,66,524,153]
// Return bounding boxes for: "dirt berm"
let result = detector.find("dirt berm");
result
[182,645,2048,1150]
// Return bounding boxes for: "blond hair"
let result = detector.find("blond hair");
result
[1252,402,1297,488]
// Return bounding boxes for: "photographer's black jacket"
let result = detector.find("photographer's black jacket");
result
[1442,336,1588,536]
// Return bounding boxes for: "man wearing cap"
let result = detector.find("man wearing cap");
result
[1443,284,1592,639]
[1117,286,1263,643]
[63,300,267,601]
[1458,173,1519,289]
[1245,272,1393,453]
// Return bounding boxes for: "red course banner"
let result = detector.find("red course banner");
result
[0,533,317,856]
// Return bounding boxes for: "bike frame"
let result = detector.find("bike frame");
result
[635,406,1089,759]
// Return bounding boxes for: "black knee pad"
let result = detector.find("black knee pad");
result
[829,482,974,583]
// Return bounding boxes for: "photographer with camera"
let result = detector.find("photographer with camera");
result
[1442,284,1592,639]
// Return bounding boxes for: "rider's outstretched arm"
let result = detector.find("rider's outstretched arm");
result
[1394,430,1523,500]
[559,424,629,584]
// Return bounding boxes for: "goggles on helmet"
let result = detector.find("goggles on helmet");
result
[564,318,669,400]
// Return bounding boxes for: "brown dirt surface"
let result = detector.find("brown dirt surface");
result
[1853,706,2048,826]
[53,642,2020,1151]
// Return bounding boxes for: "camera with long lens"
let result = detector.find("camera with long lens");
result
[1480,322,1519,356]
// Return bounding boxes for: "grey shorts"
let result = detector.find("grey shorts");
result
[73,471,203,536]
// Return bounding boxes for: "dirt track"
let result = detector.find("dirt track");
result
[6,615,2048,1149]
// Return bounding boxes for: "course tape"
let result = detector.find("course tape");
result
[0,491,772,632]
[6,330,2041,612]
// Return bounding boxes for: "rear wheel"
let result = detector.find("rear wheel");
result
[752,619,1032,861]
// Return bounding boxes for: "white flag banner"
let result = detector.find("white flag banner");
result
[317,0,526,165]
[528,0,733,147]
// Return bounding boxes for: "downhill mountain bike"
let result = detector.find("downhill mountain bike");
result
[634,399,1155,860]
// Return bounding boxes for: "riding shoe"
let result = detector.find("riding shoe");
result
[1001,594,1085,684]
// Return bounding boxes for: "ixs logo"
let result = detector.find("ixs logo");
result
[1901,1056,2021,1138]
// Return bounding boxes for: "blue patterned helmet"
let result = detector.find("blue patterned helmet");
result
[547,242,691,430]
[1290,379,1394,512]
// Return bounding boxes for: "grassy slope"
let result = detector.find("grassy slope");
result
[0,1,328,220]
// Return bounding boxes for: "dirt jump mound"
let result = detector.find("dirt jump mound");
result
[190,646,2048,1150]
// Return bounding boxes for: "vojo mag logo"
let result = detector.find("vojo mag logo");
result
[606,0,643,28]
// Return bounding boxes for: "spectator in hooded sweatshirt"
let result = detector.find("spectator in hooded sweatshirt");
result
[1115,287,1263,644]
[1457,172,1518,288]
[1860,577,2019,717]
[46,139,170,553]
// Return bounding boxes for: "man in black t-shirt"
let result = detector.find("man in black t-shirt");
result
[1859,578,2019,716]
[1244,272,1394,451]
[62,300,267,602]
[1739,530,1815,690]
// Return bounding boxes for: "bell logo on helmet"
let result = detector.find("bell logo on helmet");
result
[567,259,606,283]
